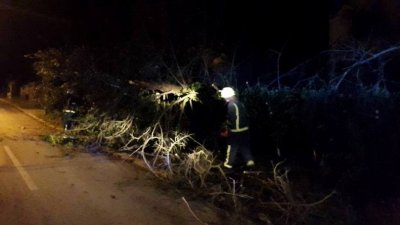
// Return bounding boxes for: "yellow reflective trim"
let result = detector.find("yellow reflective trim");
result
[232,103,240,130]
[230,103,248,132]
[63,109,76,113]
[224,145,232,168]
[246,160,255,167]
[231,127,249,132]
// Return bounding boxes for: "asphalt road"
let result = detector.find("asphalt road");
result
[0,100,223,225]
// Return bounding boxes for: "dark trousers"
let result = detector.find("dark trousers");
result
[63,111,76,130]
[224,130,253,168]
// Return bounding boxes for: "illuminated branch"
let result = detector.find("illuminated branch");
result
[333,46,400,90]
[181,197,208,225]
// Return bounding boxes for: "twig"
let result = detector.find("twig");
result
[261,190,336,207]
[181,197,208,225]
[208,192,253,199]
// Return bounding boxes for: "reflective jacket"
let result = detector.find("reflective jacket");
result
[226,98,249,133]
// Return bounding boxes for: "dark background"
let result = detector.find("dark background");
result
[0,0,329,85]
[2,0,400,91]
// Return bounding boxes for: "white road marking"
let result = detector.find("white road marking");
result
[4,146,38,191]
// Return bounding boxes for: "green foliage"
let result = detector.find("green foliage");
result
[42,134,64,145]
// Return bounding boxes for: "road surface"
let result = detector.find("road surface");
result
[0,100,225,225]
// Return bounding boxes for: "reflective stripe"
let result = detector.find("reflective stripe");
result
[63,109,76,113]
[232,103,240,130]
[246,160,255,167]
[231,126,249,132]
[230,103,248,132]
[224,145,232,168]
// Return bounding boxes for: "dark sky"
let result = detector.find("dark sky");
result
[0,0,334,85]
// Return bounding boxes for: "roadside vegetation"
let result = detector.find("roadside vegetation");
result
[17,40,400,225]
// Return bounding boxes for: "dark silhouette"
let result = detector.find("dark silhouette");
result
[62,90,80,131]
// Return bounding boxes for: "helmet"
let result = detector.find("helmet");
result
[220,87,235,99]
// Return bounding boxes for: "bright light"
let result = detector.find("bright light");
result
[220,87,235,99]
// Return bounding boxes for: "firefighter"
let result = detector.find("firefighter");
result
[62,89,79,131]
[219,87,255,172]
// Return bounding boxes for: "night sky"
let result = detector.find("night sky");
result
[0,0,398,85]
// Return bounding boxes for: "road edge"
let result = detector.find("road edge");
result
[0,98,153,174]
[0,98,62,131]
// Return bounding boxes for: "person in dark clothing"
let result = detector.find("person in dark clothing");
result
[62,90,79,131]
[219,87,255,171]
